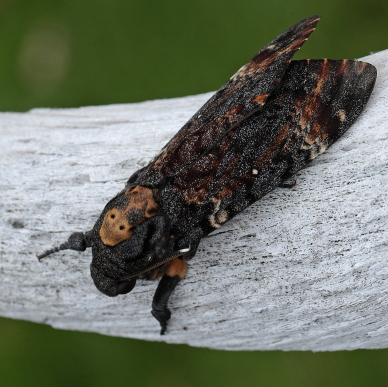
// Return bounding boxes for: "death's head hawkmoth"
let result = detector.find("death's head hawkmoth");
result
[38,15,377,334]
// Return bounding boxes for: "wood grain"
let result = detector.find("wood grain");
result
[0,50,387,350]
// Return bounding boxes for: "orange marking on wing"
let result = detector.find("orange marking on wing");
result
[252,94,269,105]
[299,95,321,131]
[235,37,306,80]
[307,16,320,26]
[336,59,349,76]
[216,186,234,201]
[302,27,316,36]
[303,60,332,143]
[277,38,308,57]
[320,131,330,142]
[183,187,208,204]
[314,60,330,94]
[238,37,307,80]
[225,105,243,117]
[308,121,327,143]
[358,61,368,75]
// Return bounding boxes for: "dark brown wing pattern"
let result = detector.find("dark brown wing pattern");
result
[161,59,376,234]
[137,15,320,186]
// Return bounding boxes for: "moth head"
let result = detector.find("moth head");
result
[37,185,167,297]
[89,241,138,297]
[86,222,154,298]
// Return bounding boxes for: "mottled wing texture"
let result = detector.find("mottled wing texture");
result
[136,15,320,186]
[160,59,376,237]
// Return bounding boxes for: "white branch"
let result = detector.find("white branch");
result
[1,50,387,351]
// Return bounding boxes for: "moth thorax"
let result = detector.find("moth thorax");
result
[99,185,158,247]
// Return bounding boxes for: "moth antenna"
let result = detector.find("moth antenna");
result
[37,242,70,260]
[37,232,90,261]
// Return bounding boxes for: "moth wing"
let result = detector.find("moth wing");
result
[136,15,320,186]
[162,59,377,233]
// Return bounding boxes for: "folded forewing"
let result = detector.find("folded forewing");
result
[137,15,320,186]
[162,59,376,233]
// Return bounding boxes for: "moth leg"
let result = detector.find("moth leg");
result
[278,179,296,189]
[151,258,187,335]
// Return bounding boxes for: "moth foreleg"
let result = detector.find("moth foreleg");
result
[151,258,187,335]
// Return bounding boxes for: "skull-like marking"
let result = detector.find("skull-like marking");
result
[99,186,158,247]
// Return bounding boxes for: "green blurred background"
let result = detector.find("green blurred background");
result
[1,0,387,386]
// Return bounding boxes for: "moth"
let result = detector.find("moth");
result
[38,15,377,334]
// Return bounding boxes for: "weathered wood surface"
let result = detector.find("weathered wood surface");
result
[0,50,387,351]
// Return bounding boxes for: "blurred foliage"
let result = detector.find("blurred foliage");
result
[1,318,388,387]
[0,0,386,111]
[1,0,387,386]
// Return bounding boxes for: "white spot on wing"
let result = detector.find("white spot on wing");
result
[217,210,228,224]
[209,199,222,228]
[230,63,249,81]
[338,109,346,122]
